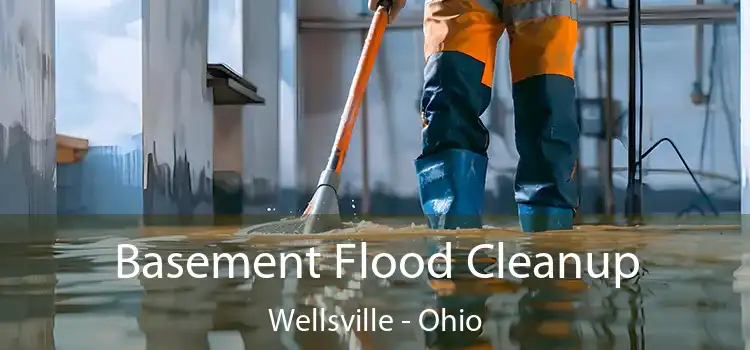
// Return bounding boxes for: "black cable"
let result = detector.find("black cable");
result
[680,181,738,217]
[637,138,720,215]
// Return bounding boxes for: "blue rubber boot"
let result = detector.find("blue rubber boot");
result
[415,149,488,230]
[518,204,574,232]
[512,74,579,233]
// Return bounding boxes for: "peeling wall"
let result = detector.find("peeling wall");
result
[0,0,56,241]
[0,0,56,218]
[142,0,214,218]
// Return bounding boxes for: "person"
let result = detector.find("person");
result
[369,0,580,232]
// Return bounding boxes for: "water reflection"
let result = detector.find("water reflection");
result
[0,243,56,350]
[0,227,745,349]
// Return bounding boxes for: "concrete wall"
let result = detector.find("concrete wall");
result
[213,106,244,216]
[213,107,243,174]
[142,0,214,218]
[0,0,57,239]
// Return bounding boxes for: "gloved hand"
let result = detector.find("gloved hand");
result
[368,0,406,23]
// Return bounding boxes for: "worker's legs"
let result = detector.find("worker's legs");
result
[507,3,580,232]
[417,0,504,230]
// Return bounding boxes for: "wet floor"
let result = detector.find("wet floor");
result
[0,223,747,350]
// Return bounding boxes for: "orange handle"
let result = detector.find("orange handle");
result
[324,6,390,174]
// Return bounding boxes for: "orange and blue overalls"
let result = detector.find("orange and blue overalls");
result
[415,0,580,232]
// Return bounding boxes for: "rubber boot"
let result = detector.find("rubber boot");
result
[415,149,488,230]
[518,204,574,232]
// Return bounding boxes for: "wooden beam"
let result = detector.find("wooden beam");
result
[57,134,88,150]
[56,134,89,164]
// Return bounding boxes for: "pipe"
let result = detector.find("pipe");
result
[625,0,642,225]
[601,0,615,224]
[299,5,737,31]
[741,0,749,223]
[579,4,735,26]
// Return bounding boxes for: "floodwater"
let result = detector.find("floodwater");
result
[1,223,748,350]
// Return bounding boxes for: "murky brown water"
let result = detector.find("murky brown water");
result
[0,223,747,350]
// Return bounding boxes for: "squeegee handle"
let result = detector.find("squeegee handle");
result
[323,4,390,174]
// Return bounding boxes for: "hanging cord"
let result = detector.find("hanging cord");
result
[638,138,720,216]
